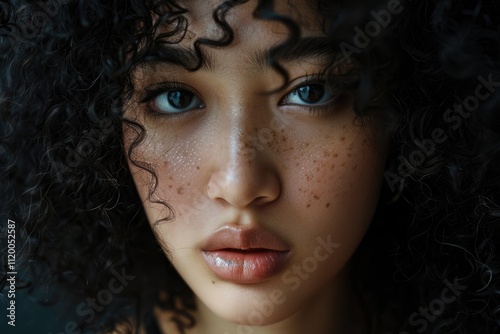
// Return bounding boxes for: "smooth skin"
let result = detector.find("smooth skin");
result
[124,0,390,333]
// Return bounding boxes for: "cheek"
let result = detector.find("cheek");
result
[123,124,208,230]
[281,125,387,254]
[301,136,384,212]
[281,123,385,198]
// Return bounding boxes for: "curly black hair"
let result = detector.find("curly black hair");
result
[1,0,499,333]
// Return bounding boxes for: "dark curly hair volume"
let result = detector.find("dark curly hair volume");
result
[1,0,499,333]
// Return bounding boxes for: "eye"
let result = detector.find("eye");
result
[153,89,205,114]
[141,83,206,116]
[280,83,334,107]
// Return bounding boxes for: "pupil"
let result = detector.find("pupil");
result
[168,90,192,109]
[298,85,324,103]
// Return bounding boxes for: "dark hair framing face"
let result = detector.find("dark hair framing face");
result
[1,0,499,333]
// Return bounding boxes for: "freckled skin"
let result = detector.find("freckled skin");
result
[123,0,390,333]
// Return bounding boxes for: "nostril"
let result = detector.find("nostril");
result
[253,195,277,206]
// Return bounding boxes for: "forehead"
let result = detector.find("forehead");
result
[141,0,329,72]
[182,0,320,34]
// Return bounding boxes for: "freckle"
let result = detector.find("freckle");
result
[316,167,320,172]
[340,137,346,141]
[196,166,200,170]
[212,280,215,284]
[305,143,310,147]
[282,136,287,142]
[306,204,311,208]
[177,187,184,195]
[333,153,339,158]
[187,183,191,186]
[169,176,173,181]
[330,164,335,170]
[313,160,317,163]
[296,163,299,167]
[314,195,319,200]
[326,203,330,208]
[168,185,173,189]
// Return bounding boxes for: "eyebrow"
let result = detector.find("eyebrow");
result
[251,37,336,69]
[141,37,336,72]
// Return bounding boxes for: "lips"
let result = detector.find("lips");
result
[201,226,291,284]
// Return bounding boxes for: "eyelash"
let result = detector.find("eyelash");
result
[139,74,355,118]
[139,81,202,119]
[279,74,344,115]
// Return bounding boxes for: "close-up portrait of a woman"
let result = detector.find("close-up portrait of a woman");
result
[1,0,499,333]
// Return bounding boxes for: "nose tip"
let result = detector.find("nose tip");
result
[207,161,281,208]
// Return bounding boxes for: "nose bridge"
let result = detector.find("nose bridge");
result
[214,62,270,157]
[217,82,268,165]
[216,98,263,183]
[228,104,260,166]
[207,91,280,208]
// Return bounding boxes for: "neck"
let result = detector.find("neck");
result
[188,268,366,334]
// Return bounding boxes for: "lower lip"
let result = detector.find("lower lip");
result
[202,250,290,284]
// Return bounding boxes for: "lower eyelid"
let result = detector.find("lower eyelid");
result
[146,103,205,119]
[279,92,352,116]
[281,86,334,105]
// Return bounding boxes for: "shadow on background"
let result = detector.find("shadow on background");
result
[1,286,80,334]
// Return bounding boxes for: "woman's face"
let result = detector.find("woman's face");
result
[124,0,389,326]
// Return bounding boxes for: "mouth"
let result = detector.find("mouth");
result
[202,249,291,284]
[201,226,291,284]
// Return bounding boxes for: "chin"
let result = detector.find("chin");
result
[195,282,301,327]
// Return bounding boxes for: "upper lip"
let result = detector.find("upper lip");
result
[201,225,290,252]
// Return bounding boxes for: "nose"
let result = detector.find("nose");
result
[206,117,281,209]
